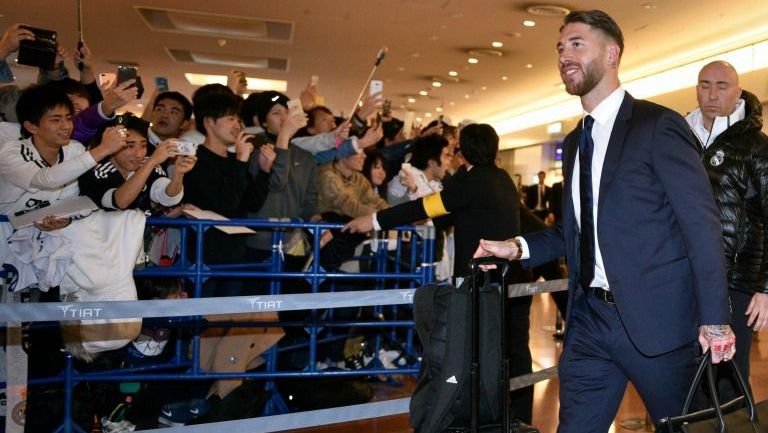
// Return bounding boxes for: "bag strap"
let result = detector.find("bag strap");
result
[703,352,727,433]
[727,354,758,423]
[467,257,511,433]
[681,350,713,414]
[681,350,760,432]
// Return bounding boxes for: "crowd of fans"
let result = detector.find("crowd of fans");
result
[0,22,484,430]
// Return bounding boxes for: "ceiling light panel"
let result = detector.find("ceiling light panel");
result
[526,5,570,16]
[185,73,287,91]
[136,6,293,42]
[167,48,288,71]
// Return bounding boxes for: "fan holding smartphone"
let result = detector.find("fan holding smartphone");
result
[16,25,57,69]
[154,77,169,93]
[116,65,144,99]
[369,79,383,98]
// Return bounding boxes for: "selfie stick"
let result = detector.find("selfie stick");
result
[346,46,388,121]
[76,0,84,70]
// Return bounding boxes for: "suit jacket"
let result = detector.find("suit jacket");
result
[549,181,563,221]
[377,165,520,276]
[524,183,551,211]
[522,93,729,356]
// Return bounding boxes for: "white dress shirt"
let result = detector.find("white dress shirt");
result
[519,87,625,290]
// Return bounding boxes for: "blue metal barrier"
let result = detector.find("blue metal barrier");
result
[1,216,435,432]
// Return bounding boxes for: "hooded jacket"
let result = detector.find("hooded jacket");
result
[687,90,768,294]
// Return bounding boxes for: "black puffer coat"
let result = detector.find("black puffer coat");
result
[696,90,768,294]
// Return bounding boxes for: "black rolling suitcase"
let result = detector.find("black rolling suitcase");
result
[410,258,539,433]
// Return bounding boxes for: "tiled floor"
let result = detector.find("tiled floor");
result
[280,293,768,433]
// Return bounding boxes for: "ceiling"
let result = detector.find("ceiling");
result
[3,1,768,148]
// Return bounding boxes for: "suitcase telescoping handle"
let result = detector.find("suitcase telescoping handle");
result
[467,257,511,433]
[469,257,511,282]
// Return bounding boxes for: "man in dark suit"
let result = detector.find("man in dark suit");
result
[525,171,551,219]
[343,124,535,423]
[475,10,735,432]
[546,180,563,225]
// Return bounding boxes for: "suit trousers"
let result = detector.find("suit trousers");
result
[715,289,754,402]
[557,289,699,433]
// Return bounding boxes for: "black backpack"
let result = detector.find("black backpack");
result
[410,277,504,433]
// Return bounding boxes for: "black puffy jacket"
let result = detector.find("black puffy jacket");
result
[696,90,768,295]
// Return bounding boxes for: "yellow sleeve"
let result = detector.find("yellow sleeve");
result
[423,192,449,218]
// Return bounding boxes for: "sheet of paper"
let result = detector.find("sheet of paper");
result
[182,208,255,235]
[8,196,98,229]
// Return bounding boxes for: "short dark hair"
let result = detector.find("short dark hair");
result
[49,78,91,104]
[192,85,242,133]
[562,10,624,58]
[241,92,261,127]
[16,84,74,138]
[459,123,498,167]
[382,118,404,141]
[191,84,236,133]
[251,91,290,127]
[92,114,149,147]
[154,91,193,120]
[424,119,458,141]
[307,106,334,129]
[410,134,449,171]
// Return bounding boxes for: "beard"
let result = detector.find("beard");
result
[562,58,604,97]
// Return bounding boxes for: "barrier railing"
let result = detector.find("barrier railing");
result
[2,278,569,433]
[1,216,436,432]
[1,214,569,433]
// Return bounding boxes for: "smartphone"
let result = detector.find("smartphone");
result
[169,139,198,156]
[115,114,129,126]
[310,75,319,87]
[117,65,138,85]
[287,99,303,115]
[17,26,57,69]
[369,79,383,97]
[99,72,116,88]
[154,77,169,92]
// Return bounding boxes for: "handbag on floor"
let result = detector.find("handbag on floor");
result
[658,350,767,432]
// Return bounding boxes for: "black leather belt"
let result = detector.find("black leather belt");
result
[588,286,615,304]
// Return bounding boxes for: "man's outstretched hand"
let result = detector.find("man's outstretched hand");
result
[342,215,374,233]
[472,238,521,270]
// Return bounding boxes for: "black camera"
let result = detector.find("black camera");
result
[17,26,57,69]
[245,133,269,150]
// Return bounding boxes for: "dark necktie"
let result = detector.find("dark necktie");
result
[579,115,595,290]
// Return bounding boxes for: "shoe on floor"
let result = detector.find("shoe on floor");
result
[158,398,209,427]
